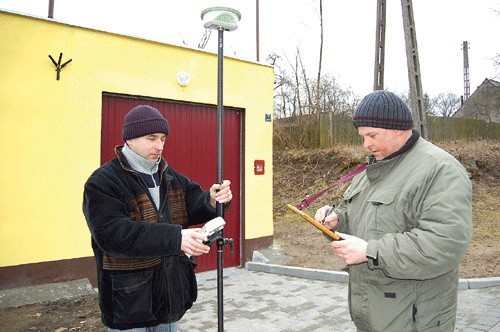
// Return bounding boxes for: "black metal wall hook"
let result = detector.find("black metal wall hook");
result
[48,52,72,80]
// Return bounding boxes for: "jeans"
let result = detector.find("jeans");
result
[107,321,178,332]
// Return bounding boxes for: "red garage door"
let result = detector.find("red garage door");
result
[101,93,242,272]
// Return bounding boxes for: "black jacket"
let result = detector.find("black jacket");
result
[82,146,218,329]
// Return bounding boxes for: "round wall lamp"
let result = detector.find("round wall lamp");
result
[176,71,190,87]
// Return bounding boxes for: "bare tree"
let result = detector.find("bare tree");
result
[314,0,325,146]
[397,91,433,116]
[315,74,357,115]
[268,53,297,119]
[297,49,314,115]
[316,0,324,117]
[432,92,461,117]
[494,54,500,78]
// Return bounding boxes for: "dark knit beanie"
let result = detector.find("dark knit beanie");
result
[122,105,170,141]
[353,90,413,130]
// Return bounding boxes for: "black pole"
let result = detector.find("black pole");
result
[216,27,225,332]
[48,0,54,18]
[216,34,224,214]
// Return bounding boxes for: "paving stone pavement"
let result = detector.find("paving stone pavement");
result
[180,268,355,332]
[0,266,498,331]
[178,267,500,332]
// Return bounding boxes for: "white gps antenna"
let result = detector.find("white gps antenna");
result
[201,7,241,31]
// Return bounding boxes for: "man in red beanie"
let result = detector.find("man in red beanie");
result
[83,105,232,331]
[315,90,472,331]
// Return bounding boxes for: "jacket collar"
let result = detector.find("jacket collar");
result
[122,144,159,174]
[367,130,420,165]
[366,130,421,183]
[115,145,169,174]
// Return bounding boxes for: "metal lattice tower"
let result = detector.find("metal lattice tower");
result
[462,41,471,101]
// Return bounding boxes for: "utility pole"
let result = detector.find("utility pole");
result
[373,0,386,90]
[401,0,427,138]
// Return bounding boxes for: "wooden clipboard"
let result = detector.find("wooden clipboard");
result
[286,204,340,241]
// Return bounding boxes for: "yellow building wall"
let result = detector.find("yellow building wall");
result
[0,11,274,267]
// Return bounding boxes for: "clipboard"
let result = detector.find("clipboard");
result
[286,204,341,241]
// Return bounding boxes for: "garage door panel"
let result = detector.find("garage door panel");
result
[101,93,241,271]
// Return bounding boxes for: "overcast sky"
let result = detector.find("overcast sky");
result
[1,0,499,98]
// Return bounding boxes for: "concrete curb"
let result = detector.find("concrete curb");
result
[459,277,500,290]
[246,262,500,290]
[246,262,349,283]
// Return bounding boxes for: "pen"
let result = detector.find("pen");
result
[321,205,335,225]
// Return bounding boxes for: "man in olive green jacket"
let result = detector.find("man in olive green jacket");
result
[315,90,472,331]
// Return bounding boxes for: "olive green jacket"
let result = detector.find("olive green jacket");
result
[336,137,472,331]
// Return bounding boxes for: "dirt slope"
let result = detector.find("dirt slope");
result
[273,140,500,278]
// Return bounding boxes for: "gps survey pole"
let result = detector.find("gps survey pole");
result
[215,28,224,219]
[201,7,241,332]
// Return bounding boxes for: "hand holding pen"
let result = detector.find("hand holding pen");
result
[318,204,344,241]
[321,204,335,225]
